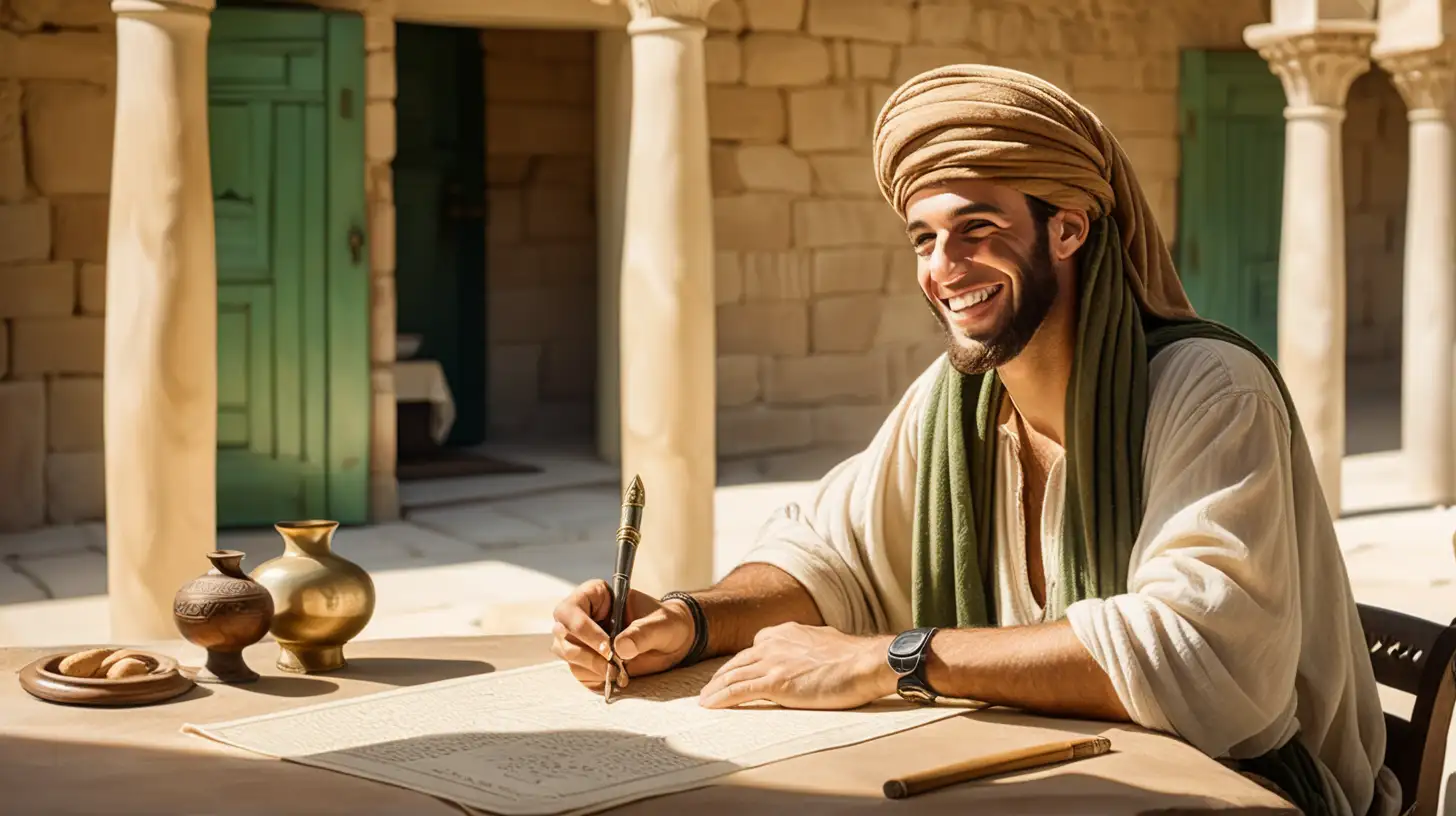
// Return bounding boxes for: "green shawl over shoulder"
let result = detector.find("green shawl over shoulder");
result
[907,217,1332,815]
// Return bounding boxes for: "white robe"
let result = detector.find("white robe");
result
[737,337,1401,816]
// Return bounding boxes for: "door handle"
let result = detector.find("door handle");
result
[348,226,365,265]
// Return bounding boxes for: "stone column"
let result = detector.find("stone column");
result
[618,0,718,596]
[105,0,218,640]
[1377,45,1456,507]
[1245,21,1377,514]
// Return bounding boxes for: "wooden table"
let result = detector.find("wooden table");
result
[1,636,1297,815]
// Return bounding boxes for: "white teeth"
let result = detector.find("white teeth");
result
[947,285,1000,311]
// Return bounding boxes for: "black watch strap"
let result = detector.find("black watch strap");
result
[888,626,939,703]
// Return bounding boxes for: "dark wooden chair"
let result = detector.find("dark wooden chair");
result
[1355,603,1456,816]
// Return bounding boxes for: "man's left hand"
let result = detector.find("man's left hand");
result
[697,622,896,710]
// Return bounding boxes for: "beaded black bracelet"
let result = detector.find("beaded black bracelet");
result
[661,590,710,667]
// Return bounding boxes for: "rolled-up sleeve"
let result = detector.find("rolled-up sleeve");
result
[1066,377,1303,760]
[736,358,942,637]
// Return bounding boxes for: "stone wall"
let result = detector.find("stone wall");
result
[365,2,399,521]
[703,0,1268,464]
[481,29,599,441]
[1344,69,1409,366]
[0,0,115,530]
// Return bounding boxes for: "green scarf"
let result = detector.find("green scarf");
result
[908,217,1332,815]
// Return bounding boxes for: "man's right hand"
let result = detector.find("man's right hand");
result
[550,579,697,689]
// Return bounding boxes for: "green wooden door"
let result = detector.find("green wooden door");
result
[209,8,370,527]
[394,24,487,446]
[1177,51,1286,359]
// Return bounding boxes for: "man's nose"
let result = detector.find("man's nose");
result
[925,238,960,285]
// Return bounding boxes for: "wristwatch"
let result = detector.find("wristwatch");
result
[886,626,939,703]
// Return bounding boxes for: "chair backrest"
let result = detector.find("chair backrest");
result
[1355,603,1456,816]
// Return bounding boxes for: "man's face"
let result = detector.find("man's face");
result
[903,180,1060,376]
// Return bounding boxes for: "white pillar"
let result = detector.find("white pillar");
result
[105,0,218,640]
[1245,21,1376,515]
[618,0,718,596]
[1377,45,1456,507]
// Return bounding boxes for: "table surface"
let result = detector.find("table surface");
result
[2,635,1297,815]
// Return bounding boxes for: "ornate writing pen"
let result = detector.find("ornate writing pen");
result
[603,474,645,702]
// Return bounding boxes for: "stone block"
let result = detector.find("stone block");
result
[47,377,102,453]
[707,86,786,143]
[874,293,938,345]
[0,262,72,317]
[788,85,868,152]
[885,250,921,293]
[365,100,396,162]
[487,157,532,186]
[46,450,104,523]
[890,339,945,391]
[744,0,805,31]
[1069,55,1145,91]
[717,405,814,457]
[365,12,395,51]
[705,35,743,84]
[1120,136,1180,180]
[813,248,886,293]
[0,81,24,203]
[487,188,524,244]
[717,355,760,407]
[488,243,596,290]
[743,34,831,87]
[809,154,878,196]
[490,287,593,345]
[716,251,743,305]
[369,199,395,274]
[805,0,913,45]
[9,0,114,29]
[51,195,108,262]
[78,263,105,315]
[794,199,905,248]
[718,301,809,356]
[813,404,890,444]
[485,57,592,105]
[370,473,400,523]
[707,0,745,33]
[525,185,594,240]
[850,43,894,80]
[914,2,974,45]
[367,162,394,204]
[10,316,104,375]
[480,30,593,63]
[894,46,988,84]
[0,380,45,531]
[0,321,7,378]
[732,145,812,193]
[7,32,115,82]
[763,351,890,404]
[367,50,396,100]
[370,273,395,364]
[539,341,595,401]
[812,294,883,352]
[487,104,593,155]
[710,145,745,195]
[1076,92,1178,137]
[714,193,793,251]
[741,251,813,300]
[868,82,897,124]
[489,344,543,430]
[0,200,50,263]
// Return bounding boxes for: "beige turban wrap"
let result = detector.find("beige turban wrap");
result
[871,64,1195,321]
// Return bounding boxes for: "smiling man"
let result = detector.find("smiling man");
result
[549,66,1397,816]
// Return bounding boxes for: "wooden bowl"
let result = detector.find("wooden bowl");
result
[18,651,196,707]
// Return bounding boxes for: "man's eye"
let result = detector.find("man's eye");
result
[911,233,934,249]
[960,219,994,234]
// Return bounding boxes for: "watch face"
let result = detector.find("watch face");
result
[890,629,928,657]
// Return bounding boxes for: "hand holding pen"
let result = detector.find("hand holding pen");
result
[602,475,645,702]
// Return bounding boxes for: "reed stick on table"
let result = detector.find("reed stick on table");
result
[883,735,1113,799]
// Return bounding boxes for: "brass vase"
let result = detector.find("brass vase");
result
[173,550,274,683]
[250,520,375,674]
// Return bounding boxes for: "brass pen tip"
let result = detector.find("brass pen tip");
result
[624,475,645,506]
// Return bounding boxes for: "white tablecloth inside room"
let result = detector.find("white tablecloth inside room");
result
[393,359,455,443]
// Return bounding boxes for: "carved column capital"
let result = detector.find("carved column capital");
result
[1378,45,1456,114]
[623,0,719,22]
[1245,22,1377,111]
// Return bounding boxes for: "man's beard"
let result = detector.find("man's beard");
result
[925,224,1059,376]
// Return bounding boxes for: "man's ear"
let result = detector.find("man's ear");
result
[1049,209,1091,261]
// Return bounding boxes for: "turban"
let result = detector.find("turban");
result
[871,64,1196,321]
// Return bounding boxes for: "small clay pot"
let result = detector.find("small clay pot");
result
[173,550,275,683]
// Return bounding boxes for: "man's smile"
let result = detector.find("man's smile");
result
[940,283,1004,329]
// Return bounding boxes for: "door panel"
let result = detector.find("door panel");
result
[210,8,369,527]
[1177,51,1286,360]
